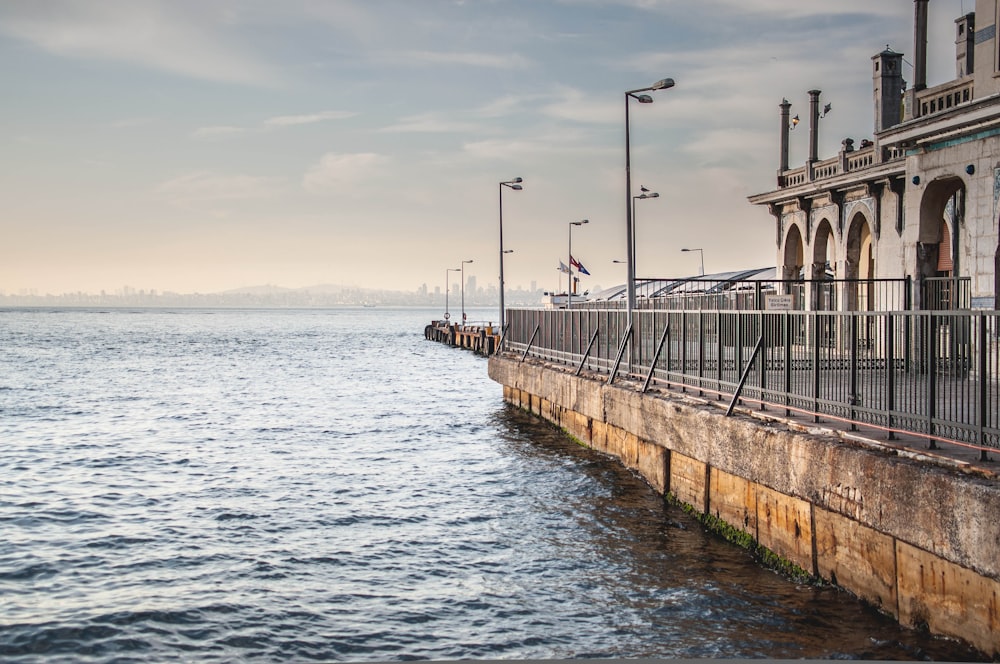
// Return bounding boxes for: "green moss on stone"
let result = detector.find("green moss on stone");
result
[665,493,818,585]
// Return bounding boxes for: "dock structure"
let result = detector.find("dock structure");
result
[424,320,500,356]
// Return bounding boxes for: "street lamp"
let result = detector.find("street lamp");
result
[499,177,523,333]
[567,219,589,310]
[681,248,705,276]
[445,267,460,320]
[461,259,473,323]
[632,187,659,278]
[625,77,675,327]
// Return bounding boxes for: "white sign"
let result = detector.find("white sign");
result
[765,294,795,310]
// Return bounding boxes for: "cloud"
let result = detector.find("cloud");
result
[156,172,286,202]
[302,153,389,194]
[264,111,357,127]
[0,0,277,85]
[394,50,532,69]
[379,112,486,134]
[556,0,906,19]
[192,125,249,139]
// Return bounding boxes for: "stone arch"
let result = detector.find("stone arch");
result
[782,223,805,280]
[812,218,837,278]
[845,211,875,310]
[916,176,964,277]
[916,176,965,308]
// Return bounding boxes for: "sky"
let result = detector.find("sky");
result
[0,0,971,296]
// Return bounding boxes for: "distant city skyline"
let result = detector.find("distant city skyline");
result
[1,1,968,296]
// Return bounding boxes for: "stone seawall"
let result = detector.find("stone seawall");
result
[488,354,1000,656]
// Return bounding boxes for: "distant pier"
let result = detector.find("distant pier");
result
[424,320,500,356]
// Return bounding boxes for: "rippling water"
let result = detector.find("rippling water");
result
[0,307,986,662]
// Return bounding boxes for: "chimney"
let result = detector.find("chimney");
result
[808,89,821,164]
[956,13,975,77]
[873,48,904,132]
[779,98,791,179]
[913,0,929,91]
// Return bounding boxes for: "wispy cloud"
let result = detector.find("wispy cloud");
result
[303,153,389,194]
[192,125,249,139]
[156,172,286,202]
[193,111,355,140]
[264,111,357,127]
[395,50,532,69]
[0,0,277,85]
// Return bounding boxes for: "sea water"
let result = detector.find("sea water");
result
[0,307,986,662]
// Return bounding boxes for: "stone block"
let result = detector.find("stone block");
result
[708,468,757,536]
[670,452,707,513]
[635,439,668,493]
[756,484,814,575]
[814,507,897,613]
[896,540,1000,656]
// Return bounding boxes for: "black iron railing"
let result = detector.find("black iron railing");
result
[576,278,912,312]
[503,307,1000,456]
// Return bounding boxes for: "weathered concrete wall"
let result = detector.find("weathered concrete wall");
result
[490,355,1000,656]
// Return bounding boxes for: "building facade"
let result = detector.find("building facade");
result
[749,0,1000,311]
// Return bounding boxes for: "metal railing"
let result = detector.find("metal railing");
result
[503,307,1000,455]
[922,276,971,311]
[578,278,911,312]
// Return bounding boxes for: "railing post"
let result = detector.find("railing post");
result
[812,312,821,423]
[977,314,988,461]
[927,313,938,449]
[850,313,859,431]
[697,312,705,396]
[784,312,792,417]
[886,314,896,440]
[758,311,768,410]
[716,311,724,399]
[681,311,688,393]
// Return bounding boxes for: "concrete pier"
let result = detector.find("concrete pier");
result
[489,353,1000,657]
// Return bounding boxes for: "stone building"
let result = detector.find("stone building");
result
[749,0,1000,311]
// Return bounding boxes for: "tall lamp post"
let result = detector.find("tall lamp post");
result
[460,259,473,323]
[625,77,675,326]
[567,219,589,310]
[681,247,705,276]
[499,177,523,333]
[445,267,460,320]
[632,187,659,280]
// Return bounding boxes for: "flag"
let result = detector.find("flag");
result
[570,255,590,276]
[558,261,570,274]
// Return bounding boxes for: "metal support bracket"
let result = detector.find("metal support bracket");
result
[642,324,670,393]
[520,324,540,364]
[726,334,764,417]
[608,322,633,385]
[576,328,600,377]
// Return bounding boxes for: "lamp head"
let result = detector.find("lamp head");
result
[511,184,522,190]
[651,77,675,90]
[512,177,522,183]
[636,94,653,104]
